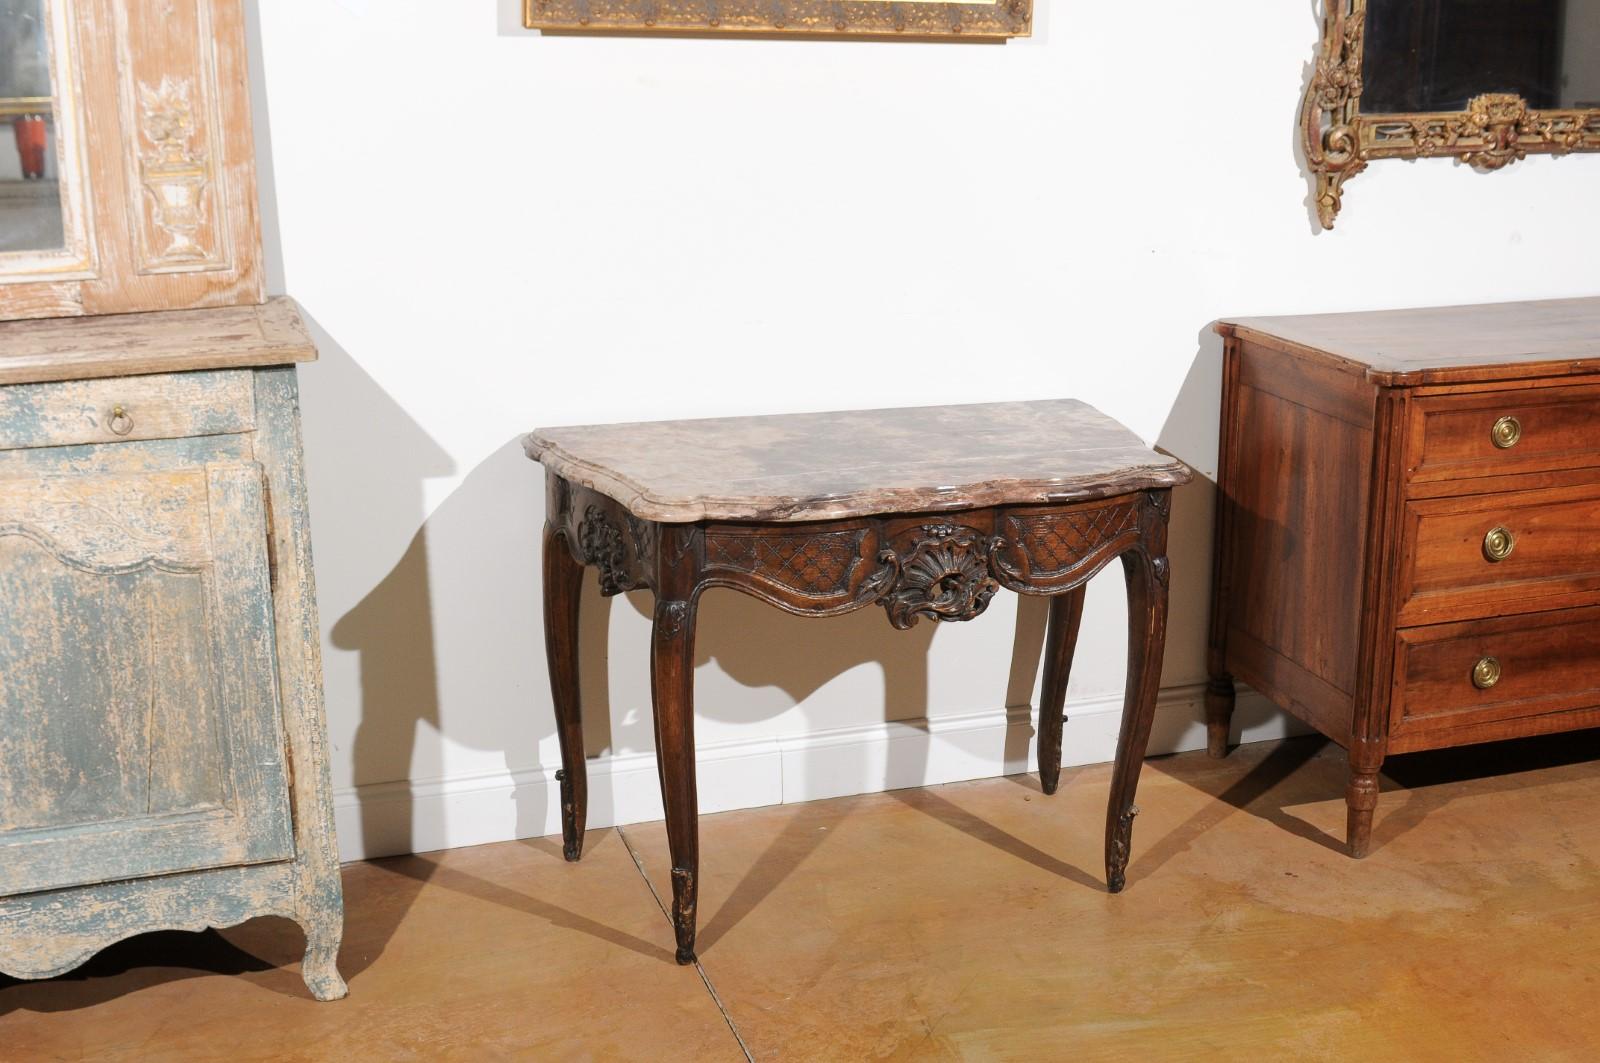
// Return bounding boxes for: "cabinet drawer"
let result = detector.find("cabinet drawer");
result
[0,371,254,451]
[1398,483,1600,624]
[1407,382,1600,485]
[1392,606,1600,743]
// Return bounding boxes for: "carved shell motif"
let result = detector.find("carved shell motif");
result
[879,525,1000,630]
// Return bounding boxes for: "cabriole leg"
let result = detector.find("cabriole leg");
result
[651,598,700,965]
[1037,586,1087,796]
[543,521,588,861]
[1105,543,1171,893]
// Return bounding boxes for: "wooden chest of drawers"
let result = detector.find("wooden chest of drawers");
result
[1207,297,1600,857]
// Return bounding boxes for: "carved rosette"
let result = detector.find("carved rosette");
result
[878,524,1000,631]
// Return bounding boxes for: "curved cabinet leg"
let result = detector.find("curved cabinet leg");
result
[544,521,588,862]
[1037,586,1087,796]
[1346,761,1382,859]
[651,598,699,965]
[1105,546,1170,894]
[299,916,348,1001]
[1205,673,1236,759]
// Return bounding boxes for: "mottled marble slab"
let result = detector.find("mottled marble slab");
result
[525,399,1191,523]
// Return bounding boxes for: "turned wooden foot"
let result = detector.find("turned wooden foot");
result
[1345,767,1381,859]
[1036,587,1086,796]
[544,522,588,862]
[1205,674,1235,759]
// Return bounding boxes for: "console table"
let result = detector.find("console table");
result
[526,400,1191,964]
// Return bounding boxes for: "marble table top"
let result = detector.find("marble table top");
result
[526,399,1191,523]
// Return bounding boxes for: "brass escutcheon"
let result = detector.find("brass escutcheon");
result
[1491,415,1522,449]
[1472,656,1502,690]
[1483,526,1515,562]
[108,404,134,436]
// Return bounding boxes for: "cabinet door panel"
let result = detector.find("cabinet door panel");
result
[0,0,262,321]
[0,463,291,894]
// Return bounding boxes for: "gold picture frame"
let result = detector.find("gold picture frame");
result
[1302,0,1600,229]
[523,0,1030,40]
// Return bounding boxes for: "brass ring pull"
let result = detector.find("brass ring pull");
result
[1472,656,1502,690]
[108,405,134,436]
[1483,526,1515,562]
[1492,415,1522,449]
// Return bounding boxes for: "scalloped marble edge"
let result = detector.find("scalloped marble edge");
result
[523,435,1192,523]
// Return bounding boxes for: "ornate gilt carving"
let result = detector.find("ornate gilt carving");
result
[523,0,1030,40]
[137,77,211,262]
[1302,1,1600,228]
[879,524,1000,630]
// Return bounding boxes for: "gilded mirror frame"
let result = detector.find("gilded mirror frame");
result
[1303,0,1600,228]
[524,0,1030,39]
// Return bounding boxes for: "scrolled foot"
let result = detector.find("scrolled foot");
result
[557,769,584,862]
[301,940,348,1001]
[1106,805,1139,894]
[670,867,697,966]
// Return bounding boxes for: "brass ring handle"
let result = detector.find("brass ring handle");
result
[108,405,134,437]
[1472,656,1502,690]
[1491,415,1522,449]
[1483,526,1515,562]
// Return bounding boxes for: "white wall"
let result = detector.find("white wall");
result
[249,2,1600,862]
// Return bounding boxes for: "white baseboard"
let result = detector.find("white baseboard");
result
[333,683,1299,862]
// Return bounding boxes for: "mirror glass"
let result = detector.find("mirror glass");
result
[1361,0,1600,113]
[0,0,63,255]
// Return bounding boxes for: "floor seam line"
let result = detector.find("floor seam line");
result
[617,824,755,1062]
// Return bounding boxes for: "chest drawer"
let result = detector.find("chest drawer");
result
[1407,382,1600,485]
[1398,483,1600,624]
[1392,606,1600,744]
[0,371,255,451]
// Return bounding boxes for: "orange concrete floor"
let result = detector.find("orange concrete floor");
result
[4,733,1600,1061]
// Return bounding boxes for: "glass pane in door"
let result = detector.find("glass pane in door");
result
[0,0,64,253]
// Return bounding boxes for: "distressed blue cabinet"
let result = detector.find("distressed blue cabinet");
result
[0,300,346,1000]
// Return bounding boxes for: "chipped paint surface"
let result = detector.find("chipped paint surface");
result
[0,371,254,451]
[0,367,345,1000]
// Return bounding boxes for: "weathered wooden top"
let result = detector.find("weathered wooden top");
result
[1218,297,1600,387]
[526,399,1191,523]
[0,297,315,386]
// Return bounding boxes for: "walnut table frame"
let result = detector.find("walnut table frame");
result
[526,400,1191,965]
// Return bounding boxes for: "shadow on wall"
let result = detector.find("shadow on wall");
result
[1154,323,1299,746]
[294,314,454,866]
